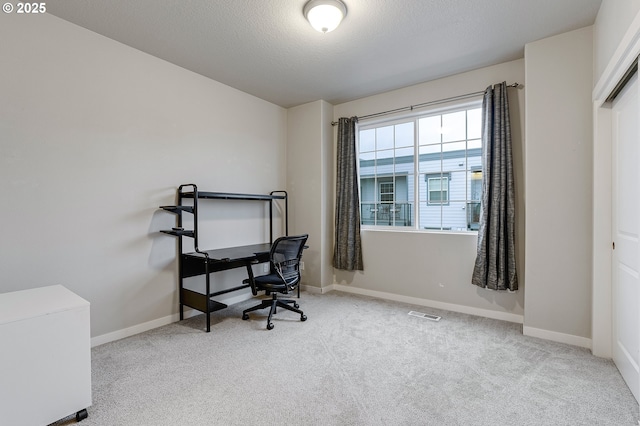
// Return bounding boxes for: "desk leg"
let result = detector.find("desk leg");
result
[179,274,184,321]
[205,261,211,332]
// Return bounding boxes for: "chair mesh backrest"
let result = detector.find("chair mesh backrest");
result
[271,235,308,285]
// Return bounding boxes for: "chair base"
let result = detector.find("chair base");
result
[242,293,307,330]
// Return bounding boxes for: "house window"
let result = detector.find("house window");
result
[426,174,449,205]
[379,181,394,203]
[358,103,482,231]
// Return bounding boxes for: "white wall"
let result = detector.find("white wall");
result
[287,100,334,288]
[0,11,612,349]
[0,14,287,339]
[594,0,640,85]
[524,27,593,346]
[332,60,525,322]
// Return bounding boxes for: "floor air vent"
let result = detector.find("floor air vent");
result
[408,311,441,321]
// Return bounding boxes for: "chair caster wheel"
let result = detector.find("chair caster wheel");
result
[242,313,249,320]
[301,314,307,321]
[293,302,299,308]
[267,322,274,330]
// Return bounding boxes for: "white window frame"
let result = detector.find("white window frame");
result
[357,98,482,233]
[426,174,450,205]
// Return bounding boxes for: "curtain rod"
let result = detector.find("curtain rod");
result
[331,82,520,125]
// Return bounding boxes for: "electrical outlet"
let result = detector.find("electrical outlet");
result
[300,261,304,270]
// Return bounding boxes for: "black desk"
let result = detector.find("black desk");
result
[179,243,272,332]
[159,186,291,332]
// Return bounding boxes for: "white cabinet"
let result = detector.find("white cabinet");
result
[0,285,92,425]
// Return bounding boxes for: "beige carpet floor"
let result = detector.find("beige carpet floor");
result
[52,291,639,425]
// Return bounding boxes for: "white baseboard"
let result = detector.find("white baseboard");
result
[329,284,524,324]
[91,291,254,347]
[93,286,589,350]
[523,326,592,349]
[330,285,592,348]
[91,310,188,347]
[301,284,333,294]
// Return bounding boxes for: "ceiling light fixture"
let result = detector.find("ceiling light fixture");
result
[303,0,347,33]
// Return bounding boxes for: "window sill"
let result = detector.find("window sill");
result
[360,226,478,236]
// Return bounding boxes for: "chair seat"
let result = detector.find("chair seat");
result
[254,274,285,291]
[254,273,285,285]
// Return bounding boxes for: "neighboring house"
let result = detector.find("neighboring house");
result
[360,148,482,230]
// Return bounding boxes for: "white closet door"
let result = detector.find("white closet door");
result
[612,71,640,403]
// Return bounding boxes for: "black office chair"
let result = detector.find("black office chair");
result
[242,234,309,330]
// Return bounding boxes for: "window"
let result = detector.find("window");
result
[358,103,482,231]
[379,181,394,203]
[426,174,450,205]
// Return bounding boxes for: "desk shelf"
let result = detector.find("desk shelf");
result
[159,184,287,332]
[180,191,286,201]
[160,229,195,238]
[160,205,194,215]
[181,288,228,314]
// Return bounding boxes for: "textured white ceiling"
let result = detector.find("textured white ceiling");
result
[47,0,602,108]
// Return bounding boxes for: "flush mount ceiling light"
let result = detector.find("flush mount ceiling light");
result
[303,0,347,33]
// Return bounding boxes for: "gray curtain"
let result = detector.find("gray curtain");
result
[333,117,364,271]
[471,82,518,291]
